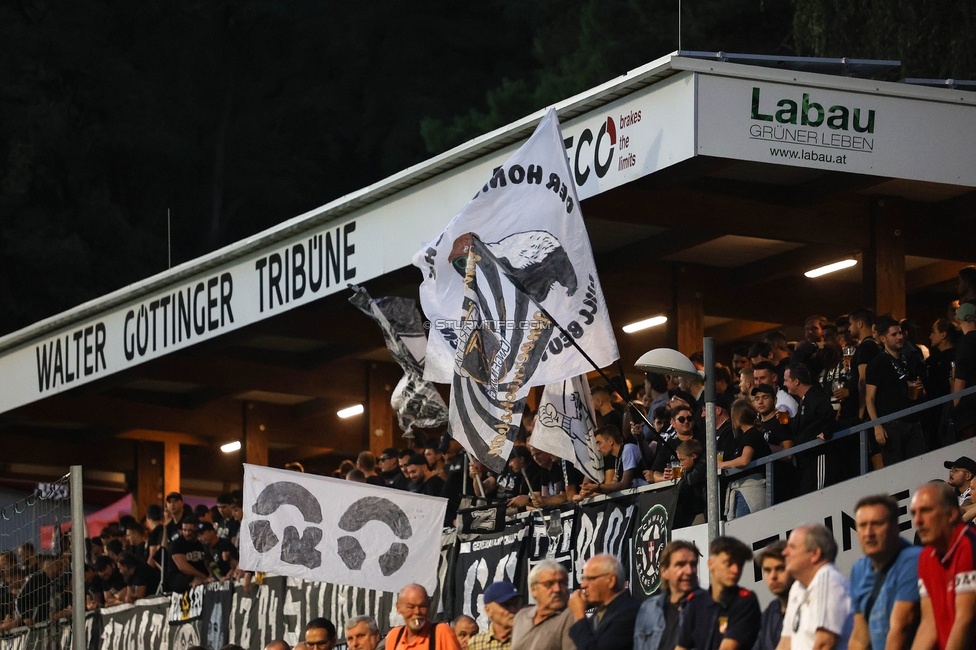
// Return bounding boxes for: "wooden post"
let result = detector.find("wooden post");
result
[863,198,906,318]
[135,441,161,519]
[163,440,180,497]
[673,264,705,357]
[244,402,269,467]
[368,362,402,456]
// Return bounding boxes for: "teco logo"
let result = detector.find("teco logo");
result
[249,483,414,576]
[565,117,616,187]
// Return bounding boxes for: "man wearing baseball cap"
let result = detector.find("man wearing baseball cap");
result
[468,581,521,650]
[944,456,976,507]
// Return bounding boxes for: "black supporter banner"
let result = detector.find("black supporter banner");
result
[631,486,680,601]
[527,504,576,587]
[573,494,639,588]
[453,523,530,631]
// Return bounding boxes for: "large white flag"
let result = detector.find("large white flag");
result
[239,465,446,593]
[413,109,618,472]
[534,375,604,482]
[414,108,618,385]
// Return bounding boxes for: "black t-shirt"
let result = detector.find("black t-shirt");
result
[126,562,161,595]
[216,517,240,542]
[495,463,537,501]
[954,331,976,428]
[168,537,210,577]
[851,337,881,414]
[206,538,238,578]
[92,568,126,595]
[730,427,771,479]
[659,596,685,650]
[420,474,446,497]
[16,571,53,622]
[147,524,164,547]
[924,346,955,399]
[530,461,584,496]
[759,418,792,448]
[382,468,411,491]
[600,408,623,433]
[865,349,923,419]
[165,512,191,545]
[678,586,762,650]
[716,420,737,461]
[651,438,682,474]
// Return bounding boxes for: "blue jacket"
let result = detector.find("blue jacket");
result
[634,592,668,650]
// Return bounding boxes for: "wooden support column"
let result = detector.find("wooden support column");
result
[863,198,906,319]
[163,440,180,497]
[672,264,705,357]
[368,362,402,456]
[135,441,162,519]
[243,401,269,467]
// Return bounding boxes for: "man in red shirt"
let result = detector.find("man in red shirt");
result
[911,482,976,650]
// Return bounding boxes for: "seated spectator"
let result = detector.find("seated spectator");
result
[344,616,381,650]
[117,553,160,602]
[200,522,238,580]
[752,361,798,417]
[578,425,647,497]
[451,615,479,649]
[303,617,339,650]
[865,314,927,466]
[568,554,639,650]
[719,399,772,519]
[93,556,127,606]
[634,540,701,650]
[511,561,574,650]
[216,493,240,542]
[752,541,792,650]
[386,584,460,650]
[357,451,386,486]
[469,582,519,650]
[166,517,212,592]
[673,439,706,528]
[944,455,975,507]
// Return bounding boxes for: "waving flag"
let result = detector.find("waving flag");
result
[413,109,618,472]
[349,285,448,436]
[534,375,604,482]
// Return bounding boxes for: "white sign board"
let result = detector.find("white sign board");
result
[240,465,447,594]
[725,438,976,606]
[697,74,976,187]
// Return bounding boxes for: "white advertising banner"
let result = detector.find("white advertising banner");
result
[697,74,976,187]
[725,438,976,606]
[239,464,447,594]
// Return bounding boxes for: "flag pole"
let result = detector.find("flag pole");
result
[473,237,653,431]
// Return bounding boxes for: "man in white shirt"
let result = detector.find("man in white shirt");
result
[776,525,853,650]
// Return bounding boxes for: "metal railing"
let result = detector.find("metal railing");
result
[724,384,976,507]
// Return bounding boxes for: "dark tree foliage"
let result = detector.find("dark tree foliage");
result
[793,0,976,79]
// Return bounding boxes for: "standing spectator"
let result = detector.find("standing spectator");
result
[719,399,772,519]
[18,543,39,576]
[216,493,240,543]
[125,522,149,562]
[645,373,671,425]
[356,452,385,486]
[145,504,165,570]
[403,454,446,497]
[785,364,836,493]
[792,315,827,386]
[166,517,212,592]
[849,308,881,422]
[526,436,582,506]
[568,554,640,650]
[200,522,238,579]
[943,456,975,507]
[911,482,976,650]
[497,447,538,505]
[399,449,419,492]
[675,537,761,650]
[468,581,520,650]
[452,615,480,649]
[753,541,793,650]
[578,425,646,498]
[951,302,976,440]
[780,525,853,650]
[93,556,127,606]
[591,385,623,432]
[865,314,927,466]
[739,367,756,403]
[386,584,460,650]
[732,345,753,380]
[16,555,66,626]
[752,385,796,502]
[344,616,381,650]
[634,541,701,650]
[164,492,189,546]
[749,342,775,368]
[511,561,574,650]
[848,495,921,650]
[958,266,976,304]
[925,318,959,448]
[710,393,737,466]
[378,448,410,490]
[753,362,798,417]
[303,618,338,650]
[764,331,792,386]
[424,441,448,481]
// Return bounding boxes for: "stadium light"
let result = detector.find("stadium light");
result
[337,404,365,419]
[220,441,242,453]
[622,315,668,333]
[804,259,857,278]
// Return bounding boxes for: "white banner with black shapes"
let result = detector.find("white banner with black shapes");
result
[240,464,447,593]
[414,108,619,387]
[534,375,604,482]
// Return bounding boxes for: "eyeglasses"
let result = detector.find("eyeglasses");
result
[379,456,392,462]
[674,416,692,424]
[580,572,611,583]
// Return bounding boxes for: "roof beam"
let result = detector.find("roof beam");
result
[906,260,970,293]
[705,319,783,345]
[117,429,210,446]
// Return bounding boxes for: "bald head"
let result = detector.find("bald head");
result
[264,641,291,650]
[398,583,430,603]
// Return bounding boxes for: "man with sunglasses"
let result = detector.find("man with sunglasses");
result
[778,525,853,650]
[647,405,698,484]
[379,448,410,490]
[568,554,639,650]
